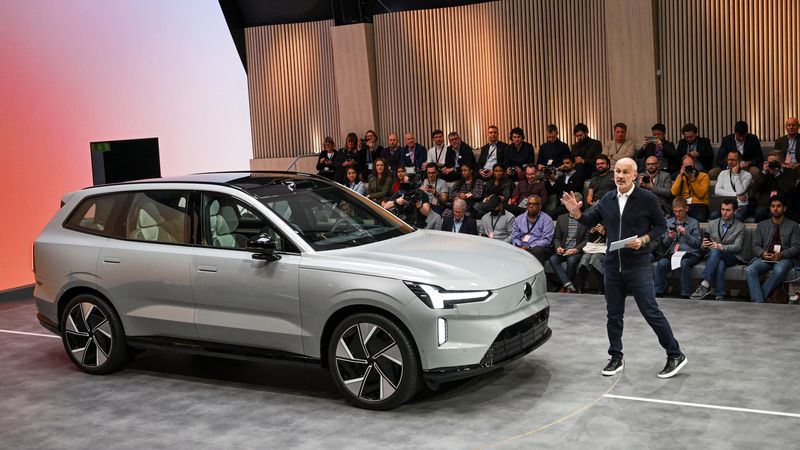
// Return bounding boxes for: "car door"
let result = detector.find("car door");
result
[191,191,303,355]
[96,190,196,338]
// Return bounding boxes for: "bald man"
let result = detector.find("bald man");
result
[381,133,403,173]
[561,157,687,379]
[775,117,800,171]
[400,132,427,174]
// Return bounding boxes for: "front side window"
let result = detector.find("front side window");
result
[125,191,188,244]
[199,192,296,252]
[65,193,128,237]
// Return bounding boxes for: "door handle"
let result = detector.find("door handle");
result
[197,265,218,273]
[102,257,121,264]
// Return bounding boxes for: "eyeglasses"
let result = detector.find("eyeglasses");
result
[645,163,659,166]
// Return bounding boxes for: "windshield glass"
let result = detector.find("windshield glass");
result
[250,181,414,251]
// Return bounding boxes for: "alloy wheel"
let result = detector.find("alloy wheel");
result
[334,323,404,402]
[64,302,113,368]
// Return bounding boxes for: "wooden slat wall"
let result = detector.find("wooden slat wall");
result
[373,0,612,149]
[246,20,340,159]
[658,0,799,143]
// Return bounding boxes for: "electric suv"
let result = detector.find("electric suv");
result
[33,171,550,410]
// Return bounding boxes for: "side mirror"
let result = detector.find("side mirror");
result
[246,233,281,262]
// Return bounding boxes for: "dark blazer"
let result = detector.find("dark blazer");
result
[553,213,589,251]
[333,148,360,183]
[753,169,797,208]
[718,133,763,169]
[441,215,478,235]
[444,143,477,170]
[546,170,587,198]
[775,135,799,155]
[358,145,383,179]
[316,149,337,180]
[478,141,509,169]
[577,187,668,264]
[676,137,714,172]
[505,142,536,170]
[752,218,800,263]
[400,144,427,172]
[637,140,680,174]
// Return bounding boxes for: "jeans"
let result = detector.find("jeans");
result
[549,252,582,286]
[745,258,795,302]
[654,253,702,296]
[701,249,741,297]
[687,204,709,222]
[605,262,682,359]
[528,246,554,266]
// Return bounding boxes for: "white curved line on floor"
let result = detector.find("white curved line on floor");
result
[604,394,800,419]
[0,329,60,339]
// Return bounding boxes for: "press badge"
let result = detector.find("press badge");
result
[523,235,531,243]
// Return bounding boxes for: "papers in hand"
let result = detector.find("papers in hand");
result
[608,236,637,252]
[671,251,686,270]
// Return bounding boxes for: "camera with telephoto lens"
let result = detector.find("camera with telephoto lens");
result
[642,175,651,184]
[768,160,781,170]
[685,166,695,174]
[542,166,556,177]
[399,186,420,204]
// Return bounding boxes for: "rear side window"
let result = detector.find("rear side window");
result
[65,193,129,237]
[125,191,189,244]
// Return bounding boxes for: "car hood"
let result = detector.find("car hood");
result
[300,230,542,290]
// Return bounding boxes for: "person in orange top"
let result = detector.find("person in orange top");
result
[671,154,710,221]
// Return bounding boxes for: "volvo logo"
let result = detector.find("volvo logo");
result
[524,282,533,301]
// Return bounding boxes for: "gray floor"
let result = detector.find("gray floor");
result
[1,295,799,449]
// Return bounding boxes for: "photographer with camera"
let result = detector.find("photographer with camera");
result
[638,155,673,216]
[752,150,798,222]
[381,174,442,230]
[545,155,586,219]
[671,154,710,222]
[636,123,679,176]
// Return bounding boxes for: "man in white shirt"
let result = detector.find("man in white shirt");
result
[421,163,450,213]
[714,150,753,221]
[427,129,448,168]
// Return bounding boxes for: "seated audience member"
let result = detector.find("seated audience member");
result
[479,196,515,243]
[690,199,746,301]
[676,123,714,173]
[638,155,674,216]
[602,122,636,168]
[505,127,536,181]
[545,155,585,218]
[478,125,508,180]
[636,123,679,175]
[671,154,710,222]
[344,167,366,196]
[508,165,548,216]
[441,198,478,235]
[586,155,615,208]
[400,132,427,175]
[548,193,589,293]
[382,177,442,230]
[537,124,571,171]
[366,158,394,203]
[745,196,800,303]
[359,129,383,181]
[511,194,554,265]
[571,123,602,178]
[381,133,403,173]
[654,197,702,298]
[475,164,513,217]
[713,150,753,221]
[334,132,361,184]
[711,121,762,180]
[426,129,448,168]
[451,164,484,215]
[576,223,607,294]
[420,163,450,213]
[752,150,798,222]
[391,166,410,194]
[443,132,477,181]
[316,136,337,180]
[775,117,799,171]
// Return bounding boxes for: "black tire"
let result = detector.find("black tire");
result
[60,293,130,375]
[327,313,421,410]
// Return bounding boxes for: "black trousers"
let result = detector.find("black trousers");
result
[604,256,682,360]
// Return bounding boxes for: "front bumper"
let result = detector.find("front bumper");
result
[422,307,551,384]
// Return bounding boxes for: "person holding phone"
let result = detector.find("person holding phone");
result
[316,136,338,180]
[690,199,747,300]
[745,196,800,303]
[653,197,702,298]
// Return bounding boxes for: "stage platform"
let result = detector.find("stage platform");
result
[1,293,798,449]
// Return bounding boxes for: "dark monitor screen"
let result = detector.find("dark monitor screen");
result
[91,137,160,185]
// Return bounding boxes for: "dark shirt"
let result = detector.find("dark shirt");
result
[388,188,430,227]
[316,149,337,180]
[505,142,536,170]
[571,137,602,177]
[537,139,571,168]
[381,146,403,173]
[588,172,615,204]
[511,180,548,206]
[333,148,360,183]
[676,137,713,172]
[637,140,679,174]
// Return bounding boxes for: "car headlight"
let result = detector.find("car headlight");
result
[404,281,491,309]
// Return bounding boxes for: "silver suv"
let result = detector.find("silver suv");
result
[33,172,550,410]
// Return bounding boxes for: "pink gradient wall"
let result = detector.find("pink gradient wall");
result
[0,1,252,290]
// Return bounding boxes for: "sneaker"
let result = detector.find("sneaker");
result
[602,358,624,376]
[565,285,577,294]
[715,296,724,301]
[657,354,687,379]
[690,285,711,300]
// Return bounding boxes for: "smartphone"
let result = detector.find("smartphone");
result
[702,231,711,240]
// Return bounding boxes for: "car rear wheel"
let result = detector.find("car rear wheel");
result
[61,294,130,374]
[328,313,421,410]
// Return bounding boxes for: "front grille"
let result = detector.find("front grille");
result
[479,307,549,367]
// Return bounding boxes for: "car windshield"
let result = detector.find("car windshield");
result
[249,180,414,251]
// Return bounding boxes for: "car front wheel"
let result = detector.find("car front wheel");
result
[61,294,130,374]
[328,313,421,410]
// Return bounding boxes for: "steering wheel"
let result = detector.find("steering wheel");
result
[330,217,356,234]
